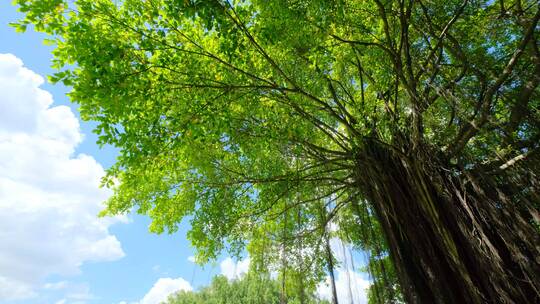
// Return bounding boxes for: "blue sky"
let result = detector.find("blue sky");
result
[0,3,369,304]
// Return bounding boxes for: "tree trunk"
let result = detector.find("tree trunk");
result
[354,138,540,303]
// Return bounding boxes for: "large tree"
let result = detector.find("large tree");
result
[14,0,540,303]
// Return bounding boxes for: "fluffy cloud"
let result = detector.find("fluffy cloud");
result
[0,276,37,301]
[43,281,69,291]
[0,53,124,300]
[316,239,371,304]
[138,277,192,304]
[220,257,250,280]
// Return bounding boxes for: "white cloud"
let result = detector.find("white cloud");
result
[0,276,37,301]
[220,257,250,280]
[187,256,196,263]
[43,281,69,290]
[138,277,192,304]
[0,53,125,300]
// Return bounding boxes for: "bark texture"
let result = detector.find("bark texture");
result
[355,138,540,304]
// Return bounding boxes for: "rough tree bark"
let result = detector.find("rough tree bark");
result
[354,138,540,303]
